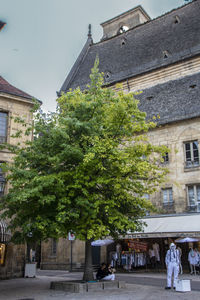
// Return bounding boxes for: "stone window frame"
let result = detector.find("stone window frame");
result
[0,110,9,143]
[183,140,199,169]
[187,184,200,213]
[162,187,173,206]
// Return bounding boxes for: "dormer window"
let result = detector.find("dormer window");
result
[189,84,197,89]
[174,16,180,24]
[146,96,153,100]
[105,71,111,80]
[163,50,170,59]
[121,38,126,46]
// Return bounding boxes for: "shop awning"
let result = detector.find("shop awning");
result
[125,213,200,239]
[0,220,11,243]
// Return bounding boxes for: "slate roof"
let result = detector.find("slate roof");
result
[0,76,34,101]
[137,72,200,125]
[60,0,200,93]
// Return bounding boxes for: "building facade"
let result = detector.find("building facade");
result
[0,76,36,279]
[41,0,200,271]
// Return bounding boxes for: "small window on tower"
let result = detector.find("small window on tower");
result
[118,25,129,34]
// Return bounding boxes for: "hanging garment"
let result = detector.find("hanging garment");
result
[188,249,199,265]
[153,243,160,262]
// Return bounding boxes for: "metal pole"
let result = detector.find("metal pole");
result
[70,240,73,272]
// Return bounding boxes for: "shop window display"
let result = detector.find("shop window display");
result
[108,240,162,271]
[0,243,6,265]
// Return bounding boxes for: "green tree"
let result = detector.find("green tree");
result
[1,60,168,281]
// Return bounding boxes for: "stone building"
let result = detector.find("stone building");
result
[0,76,36,279]
[41,0,200,270]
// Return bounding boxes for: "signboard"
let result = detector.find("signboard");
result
[128,240,148,251]
[68,232,75,241]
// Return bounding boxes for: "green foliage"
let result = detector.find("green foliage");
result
[1,59,168,243]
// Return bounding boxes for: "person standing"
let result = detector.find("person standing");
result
[165,243,180,289]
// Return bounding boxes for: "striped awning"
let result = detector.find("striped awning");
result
[0,220,11,243]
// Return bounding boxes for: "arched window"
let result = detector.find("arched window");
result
[118,25,129,34]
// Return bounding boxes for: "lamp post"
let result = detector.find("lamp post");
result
[68,232,75,272]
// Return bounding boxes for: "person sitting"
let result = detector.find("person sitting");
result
[96,263,115,281]
[105,263,115,280]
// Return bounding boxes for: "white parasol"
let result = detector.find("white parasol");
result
[91,239,114,246]
[175,237,200,243]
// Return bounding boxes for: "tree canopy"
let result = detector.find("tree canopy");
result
[1,60,168,279]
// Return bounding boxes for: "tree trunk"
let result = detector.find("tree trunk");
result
[83,239,94,281]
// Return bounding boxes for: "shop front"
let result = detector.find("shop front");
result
[0,220,11,267]
[107,214,200,273]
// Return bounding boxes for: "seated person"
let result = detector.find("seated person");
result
[96,263,115,281]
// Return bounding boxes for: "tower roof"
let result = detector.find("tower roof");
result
[60,0,200,93]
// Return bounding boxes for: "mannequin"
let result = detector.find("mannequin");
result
[188,248,199,275]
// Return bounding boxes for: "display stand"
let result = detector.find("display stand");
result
[24,262,37,277]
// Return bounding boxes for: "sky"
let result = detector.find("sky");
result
[0,0,188,112]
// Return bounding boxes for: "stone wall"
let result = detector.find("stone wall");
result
[0,243,26,279]
[41,238,85,270]
[41,238,107,270]
[0,93,34,279]
[146,118,200,214]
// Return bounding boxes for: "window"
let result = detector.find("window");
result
[174,16,180,24]
[184,141,199,167]
[187,185,200,212]
[143,193,150,200]
[118,25,129,34]
[163,50,170,59]
[162,188,173,206]
[162,152,169,164]
[51,238,57,256]
[0,112,8,143]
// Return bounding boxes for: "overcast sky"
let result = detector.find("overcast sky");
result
[0,0,187,112]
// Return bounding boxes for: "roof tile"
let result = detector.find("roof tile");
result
[0,76,33,100]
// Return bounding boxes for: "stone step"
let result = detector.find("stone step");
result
[50,280,126,293]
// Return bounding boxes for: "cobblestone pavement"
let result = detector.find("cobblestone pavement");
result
[0,270,199,300]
